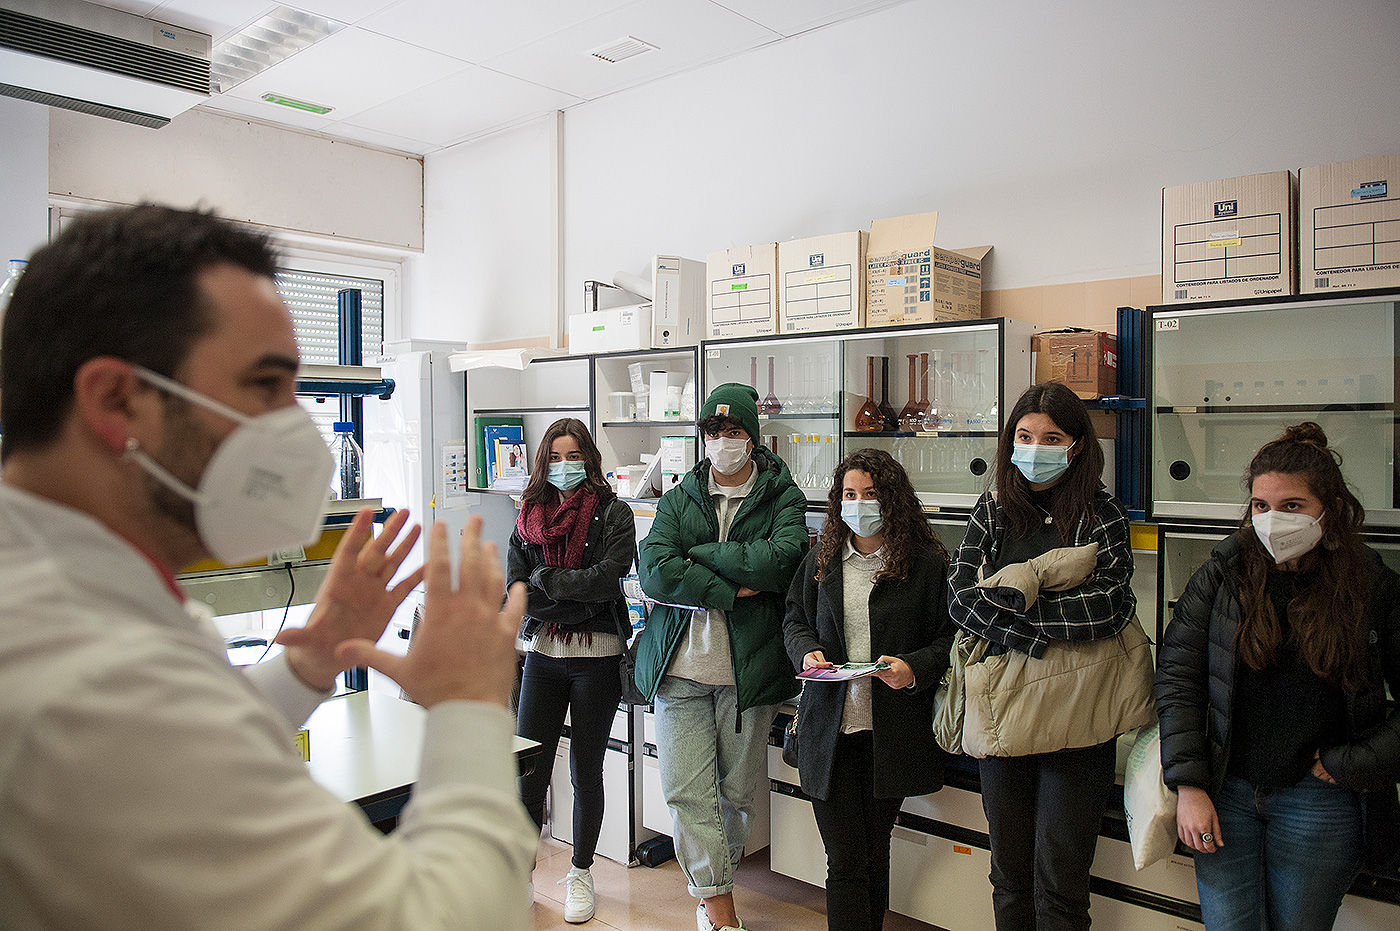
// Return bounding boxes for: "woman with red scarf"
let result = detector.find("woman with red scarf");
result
[507,418,637,924]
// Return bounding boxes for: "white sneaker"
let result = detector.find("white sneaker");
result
[696,902,745,931]
[560,867,595,923]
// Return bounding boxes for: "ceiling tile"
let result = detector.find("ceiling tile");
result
[485,0,779,101]
[709,0,907,38]
[360,0,634,63]
[306,120,435,156]
[221,25,473,120]
[342,65,581,146]
[290,0,403,26]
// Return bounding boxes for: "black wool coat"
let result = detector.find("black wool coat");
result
[782,542,954,802]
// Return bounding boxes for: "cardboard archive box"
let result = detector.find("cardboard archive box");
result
[865,212,991,327]
[1300,154,1400,293]
[1161,171,1296,303]
[1033,328,1118,399]
[778,230,868,334]
[707,243,779,339]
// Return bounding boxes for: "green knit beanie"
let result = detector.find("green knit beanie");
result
[700,382,761,443]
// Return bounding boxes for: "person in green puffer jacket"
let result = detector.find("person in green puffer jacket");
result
[636,383,808,931]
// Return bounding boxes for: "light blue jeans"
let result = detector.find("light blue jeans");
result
[1194,773,1364,931]
[654,676,779,898]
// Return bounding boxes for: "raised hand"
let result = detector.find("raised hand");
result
[276,507,424,690]
[337,516,526,708]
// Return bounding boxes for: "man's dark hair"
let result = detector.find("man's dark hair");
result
[0,204,279,461]
[698,414,746,439]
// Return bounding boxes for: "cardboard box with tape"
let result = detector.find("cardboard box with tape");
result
[1033,328,1118,399]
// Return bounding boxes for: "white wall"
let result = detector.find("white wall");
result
[0,97,50,265]
[409,118,555,343]
[48,108,424,251]
[413,0,1400,344]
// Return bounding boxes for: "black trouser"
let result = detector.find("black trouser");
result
[515,651,623,869]
[809,730,905,931]
[977,739,1117,931]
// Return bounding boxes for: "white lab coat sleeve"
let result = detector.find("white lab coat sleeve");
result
[241,653,332,729]
[1,634,536,931]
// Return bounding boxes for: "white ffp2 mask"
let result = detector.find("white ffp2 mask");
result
[127,366,335,564]
[1251,510,1323,565]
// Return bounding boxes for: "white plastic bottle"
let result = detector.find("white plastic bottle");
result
[329,421,363,500]
[0,259,28,323]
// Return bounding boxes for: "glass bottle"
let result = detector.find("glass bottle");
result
[922,350,947,432]
[854,356,884,432]
[330,422,363,500]
[878,356,898,431]
[898,353,927,431]
[760,355,783,415]
[750,356,758,391]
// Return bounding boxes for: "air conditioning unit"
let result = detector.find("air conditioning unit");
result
[0,0,209,128]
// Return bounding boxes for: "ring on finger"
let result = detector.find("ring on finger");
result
[1200,832,1214,844]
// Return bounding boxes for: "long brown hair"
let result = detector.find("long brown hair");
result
[814,448,947,583]
[993,382,1105,542]
[520,418,612,505]
[1234,422,1369,691]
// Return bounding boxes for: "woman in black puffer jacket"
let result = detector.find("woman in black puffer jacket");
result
[1155,422,1400,931]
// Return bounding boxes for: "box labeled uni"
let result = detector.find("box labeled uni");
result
[707,243,778,339]
[778,231,868,334]
[865,211,991,327]
[1162,171,1297,303]
[1032,328,1118,399]
[1300,154,1400,293]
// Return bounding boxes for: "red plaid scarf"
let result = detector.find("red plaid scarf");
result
[516,486,600,570]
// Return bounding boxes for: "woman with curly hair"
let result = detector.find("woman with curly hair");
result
[782,448,955,931]
[1156,422,1400,930]
[946,382,1138,931]
[507,418,636,923]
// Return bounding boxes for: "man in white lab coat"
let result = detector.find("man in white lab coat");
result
[0,204,535,930]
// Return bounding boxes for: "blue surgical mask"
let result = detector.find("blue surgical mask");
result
[1011,442,1074,484]
[548,460,588,491]
[841,499,884,538]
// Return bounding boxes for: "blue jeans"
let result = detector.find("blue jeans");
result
[654,676,778,898]
[1194,774,1363,931]
[515,651,623,869]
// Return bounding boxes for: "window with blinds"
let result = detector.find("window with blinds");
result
[274,268,385,365]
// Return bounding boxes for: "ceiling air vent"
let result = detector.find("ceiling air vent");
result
[589,35,657,64]
[0,0,210,128]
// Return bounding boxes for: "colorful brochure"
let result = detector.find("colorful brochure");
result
[797,662,891,682]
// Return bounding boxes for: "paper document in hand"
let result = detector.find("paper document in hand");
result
[620,577,705,612]
[798,662,890,682]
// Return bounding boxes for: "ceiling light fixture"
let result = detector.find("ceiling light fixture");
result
[260,91,332,114]
[589,36,658,64]
[210,6,344,93]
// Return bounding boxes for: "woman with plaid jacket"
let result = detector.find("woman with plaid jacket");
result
[947,382,1136,931]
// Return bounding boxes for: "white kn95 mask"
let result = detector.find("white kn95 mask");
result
[126,366,336,564]
[1251,510,1323,565]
